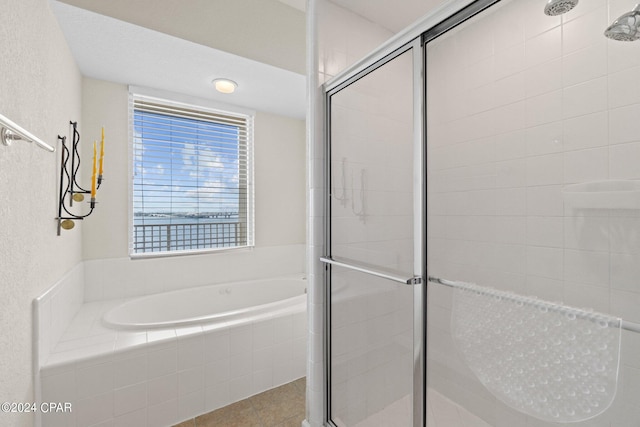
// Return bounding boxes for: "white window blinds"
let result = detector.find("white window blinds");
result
[130,94,254,255]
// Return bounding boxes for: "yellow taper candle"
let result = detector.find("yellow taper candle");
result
[99,127,104,175]
[91,141,97,198]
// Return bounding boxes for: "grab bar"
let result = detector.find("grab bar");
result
[428,275,640,334]
[320,257,422,285]
[0,113,55,152]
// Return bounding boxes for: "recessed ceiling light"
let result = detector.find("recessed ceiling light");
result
[212,78,238,94]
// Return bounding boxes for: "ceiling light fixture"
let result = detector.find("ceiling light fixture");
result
[212,78,238,94]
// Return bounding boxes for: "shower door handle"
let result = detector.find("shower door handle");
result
[320,257,422,286]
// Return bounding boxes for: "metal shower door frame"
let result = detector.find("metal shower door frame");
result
[322,37,426,427]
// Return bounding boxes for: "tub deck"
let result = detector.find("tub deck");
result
[40,293,306,427]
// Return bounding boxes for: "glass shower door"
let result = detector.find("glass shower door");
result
[425,0,640,426]
[323,39,424,427]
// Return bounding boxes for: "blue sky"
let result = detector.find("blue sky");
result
[132,110,243,217]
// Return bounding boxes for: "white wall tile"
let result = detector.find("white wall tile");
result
[562,41,607,87]
[526,153,563,186]
[228,350,252,379]
[563,147,608,183]
[147,399,178,427]
[526,246,563,280]
[75,392,114,427]
[205,383,230,413]
[114,408,146,427]
[564,249,610,286]
[563,77,608,119]
[610,217,640,254]
[564,282,611,313]
[252,319,275,350]
[525,58,562,98]
[525,275,564,302]
[611,290,640,323]
[147,346,177,379]
[609,104,640,145]
[527,185,564,216]
[525,121,563,156]
[147,374,178,406]
[523,0,561,39]
[252,369,273,394]
[493,73,525,107]
[41,370,76,403]
[494,43,525,80]
[564,216,610,251]
[112,354,147,390]
[609,66,640,109]
[608,31,640,73]
[610,141,640,179]
[177,335,204,371]
[494,130,526,161]
[178,366,205,397]
[493,217,526,245]
[611,252,640,292]
[228,324,252,356]
[76,362,114,399]
[525,27,561,69]
[563,111,608,151]
[527,217,564,248]
[494,188,526,216]
[562,6,608,54]
[228,375,253,403]
[203,330,230,362]
[205,359,230,388]
[493,101,525,136]
[525,90,562,127]
[114,382,147,417]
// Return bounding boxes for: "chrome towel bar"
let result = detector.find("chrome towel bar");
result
[0,113,55,152]
[320,257,422,285]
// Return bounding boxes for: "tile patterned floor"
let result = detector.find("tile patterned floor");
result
[173,377,306,427]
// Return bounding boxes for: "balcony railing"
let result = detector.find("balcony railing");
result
[133,221,244,253]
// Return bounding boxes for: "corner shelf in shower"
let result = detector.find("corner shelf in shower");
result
[563,180,640,209]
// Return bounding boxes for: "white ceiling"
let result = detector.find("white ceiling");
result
[50,1,306,119]
[331,0,447,33]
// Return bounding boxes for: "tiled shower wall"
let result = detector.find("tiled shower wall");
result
[426,0,640,425]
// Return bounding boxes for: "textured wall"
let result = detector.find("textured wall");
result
[0,0,82,426]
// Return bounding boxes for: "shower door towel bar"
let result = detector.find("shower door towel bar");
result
[320,257,422,285]
[428,275,640,334]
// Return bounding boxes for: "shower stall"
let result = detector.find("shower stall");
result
[319,0,640,426]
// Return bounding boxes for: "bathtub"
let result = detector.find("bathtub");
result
[38,275,307,427]
[103,277,306,329]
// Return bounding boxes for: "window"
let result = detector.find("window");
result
[130,94,254,255]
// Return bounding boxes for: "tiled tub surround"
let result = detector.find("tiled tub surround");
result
[38,284,307,427]
[34,263,85,371]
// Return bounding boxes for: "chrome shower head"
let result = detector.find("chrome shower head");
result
[544,0,579,16]
[605,4,640,41]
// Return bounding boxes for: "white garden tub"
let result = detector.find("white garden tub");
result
[103,277,306,330]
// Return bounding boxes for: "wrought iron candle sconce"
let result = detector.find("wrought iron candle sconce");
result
[56,121,104,235]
